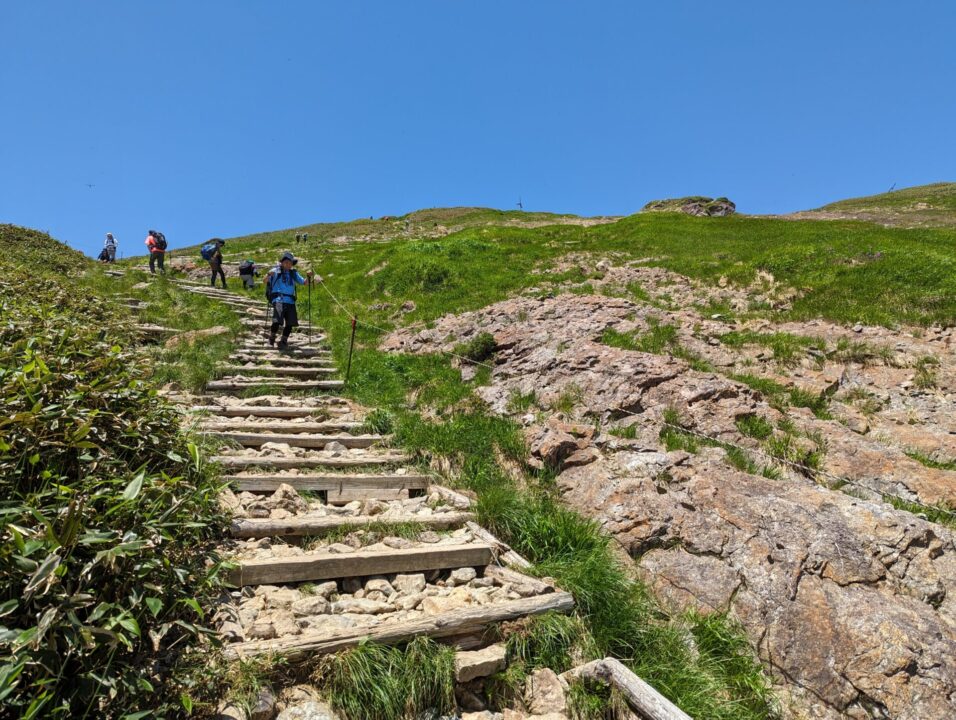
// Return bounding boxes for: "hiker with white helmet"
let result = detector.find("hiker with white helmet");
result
[104,233,118,262]
[264,251,316,349]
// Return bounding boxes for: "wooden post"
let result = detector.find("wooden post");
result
[346,315,357,382]
[561,658,693,720]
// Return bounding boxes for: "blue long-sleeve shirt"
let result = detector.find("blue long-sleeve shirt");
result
[268,267,306,303]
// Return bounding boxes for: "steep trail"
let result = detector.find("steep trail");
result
[168,282,576,698]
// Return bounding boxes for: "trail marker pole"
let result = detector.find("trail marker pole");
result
[346,316,357,382]
[308,278,313,346]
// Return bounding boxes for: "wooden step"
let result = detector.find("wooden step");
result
[200,420,362,434]
[222,592,575,660]
[205,378,344,392]
[134,323,176,334]
[229,355,336,367]
[207,431,381,449]
[226,472,429,493]
[213,455,409,470]
[237,345,330,354]
[189,404,348,419]
[230,510,475,538]
[220,365,338,378]
[228,543,494,586]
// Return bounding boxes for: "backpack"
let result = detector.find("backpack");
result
[200,242,217,261]
[154,232,168,251]
[265,268,297,302]
[239,259,254,272]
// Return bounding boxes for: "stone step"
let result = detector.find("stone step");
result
[228,543,495,586]
[200,420,363,434]
[189,404,349,418]
[228,355,336,367]
[230,510,475,539]
[204,378,344,392]
[220,365,338,378]
[206,431,382,449]
[212,454,409,470]
[221,592,575,660]
[226,472,430,494]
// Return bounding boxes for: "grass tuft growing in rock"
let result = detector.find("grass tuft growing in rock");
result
[313,636,456,720]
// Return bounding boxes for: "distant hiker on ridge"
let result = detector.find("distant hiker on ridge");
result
[145,230,167,274]
[201,238,227,288]
[265,251,315,349]
[104,232,118,262]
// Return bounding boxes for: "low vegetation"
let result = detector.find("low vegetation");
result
[0,226,228,717]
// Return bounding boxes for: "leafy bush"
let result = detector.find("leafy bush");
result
[0,227,227,718]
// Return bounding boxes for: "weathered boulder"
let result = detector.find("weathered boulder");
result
[560,455,956,720]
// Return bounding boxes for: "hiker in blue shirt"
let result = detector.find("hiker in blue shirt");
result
[265,251,315,348]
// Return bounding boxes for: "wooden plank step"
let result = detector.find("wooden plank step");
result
[228,355,336,367]
[200,420,362,434]
[222,592,575,660]
[220,365,338,377]
[207,431,381,449]
[189,405,348,418]
[204,379,344,392]
[237,345,329,354]
[227,473,429,493]
[229,543,494,586]
[230,510,475,538]
[134,323,176,334]
[212,455,409,470]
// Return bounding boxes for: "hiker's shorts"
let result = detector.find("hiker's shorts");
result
[271,301,299,328]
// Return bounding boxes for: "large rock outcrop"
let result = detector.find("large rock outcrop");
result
[384,268,956,718]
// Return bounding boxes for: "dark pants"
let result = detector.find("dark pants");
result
[270,301,299,345]
[210,261,226,288]
[149,252,165,273]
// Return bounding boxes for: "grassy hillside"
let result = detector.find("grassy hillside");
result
[166,206,614,256]
[219,211,956,328]
[0,225,228,717]
[794,182,956,227]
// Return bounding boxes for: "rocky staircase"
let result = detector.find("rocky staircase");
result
[166,282,573,674]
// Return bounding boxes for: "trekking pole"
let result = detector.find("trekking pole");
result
[345,316,357,382]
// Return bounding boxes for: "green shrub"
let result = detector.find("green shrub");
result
[0,227,227,718]
[453,331,497,363]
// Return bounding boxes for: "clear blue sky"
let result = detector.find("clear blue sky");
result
[2,2,953,257]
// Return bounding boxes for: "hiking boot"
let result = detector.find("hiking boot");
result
[268,333,276,347]
[277,340,289,350]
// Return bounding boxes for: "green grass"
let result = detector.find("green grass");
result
[601,322,713,372]
[314,637,456,720]
[719,331,822,366]
[453,331,497,363]
[81,268,244,391]
[215,210,956,329]
[904,449,956,471]
[913,355,940,390]
[736,415,775,441]
[731,373,833,419]
[813,182,956,227]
